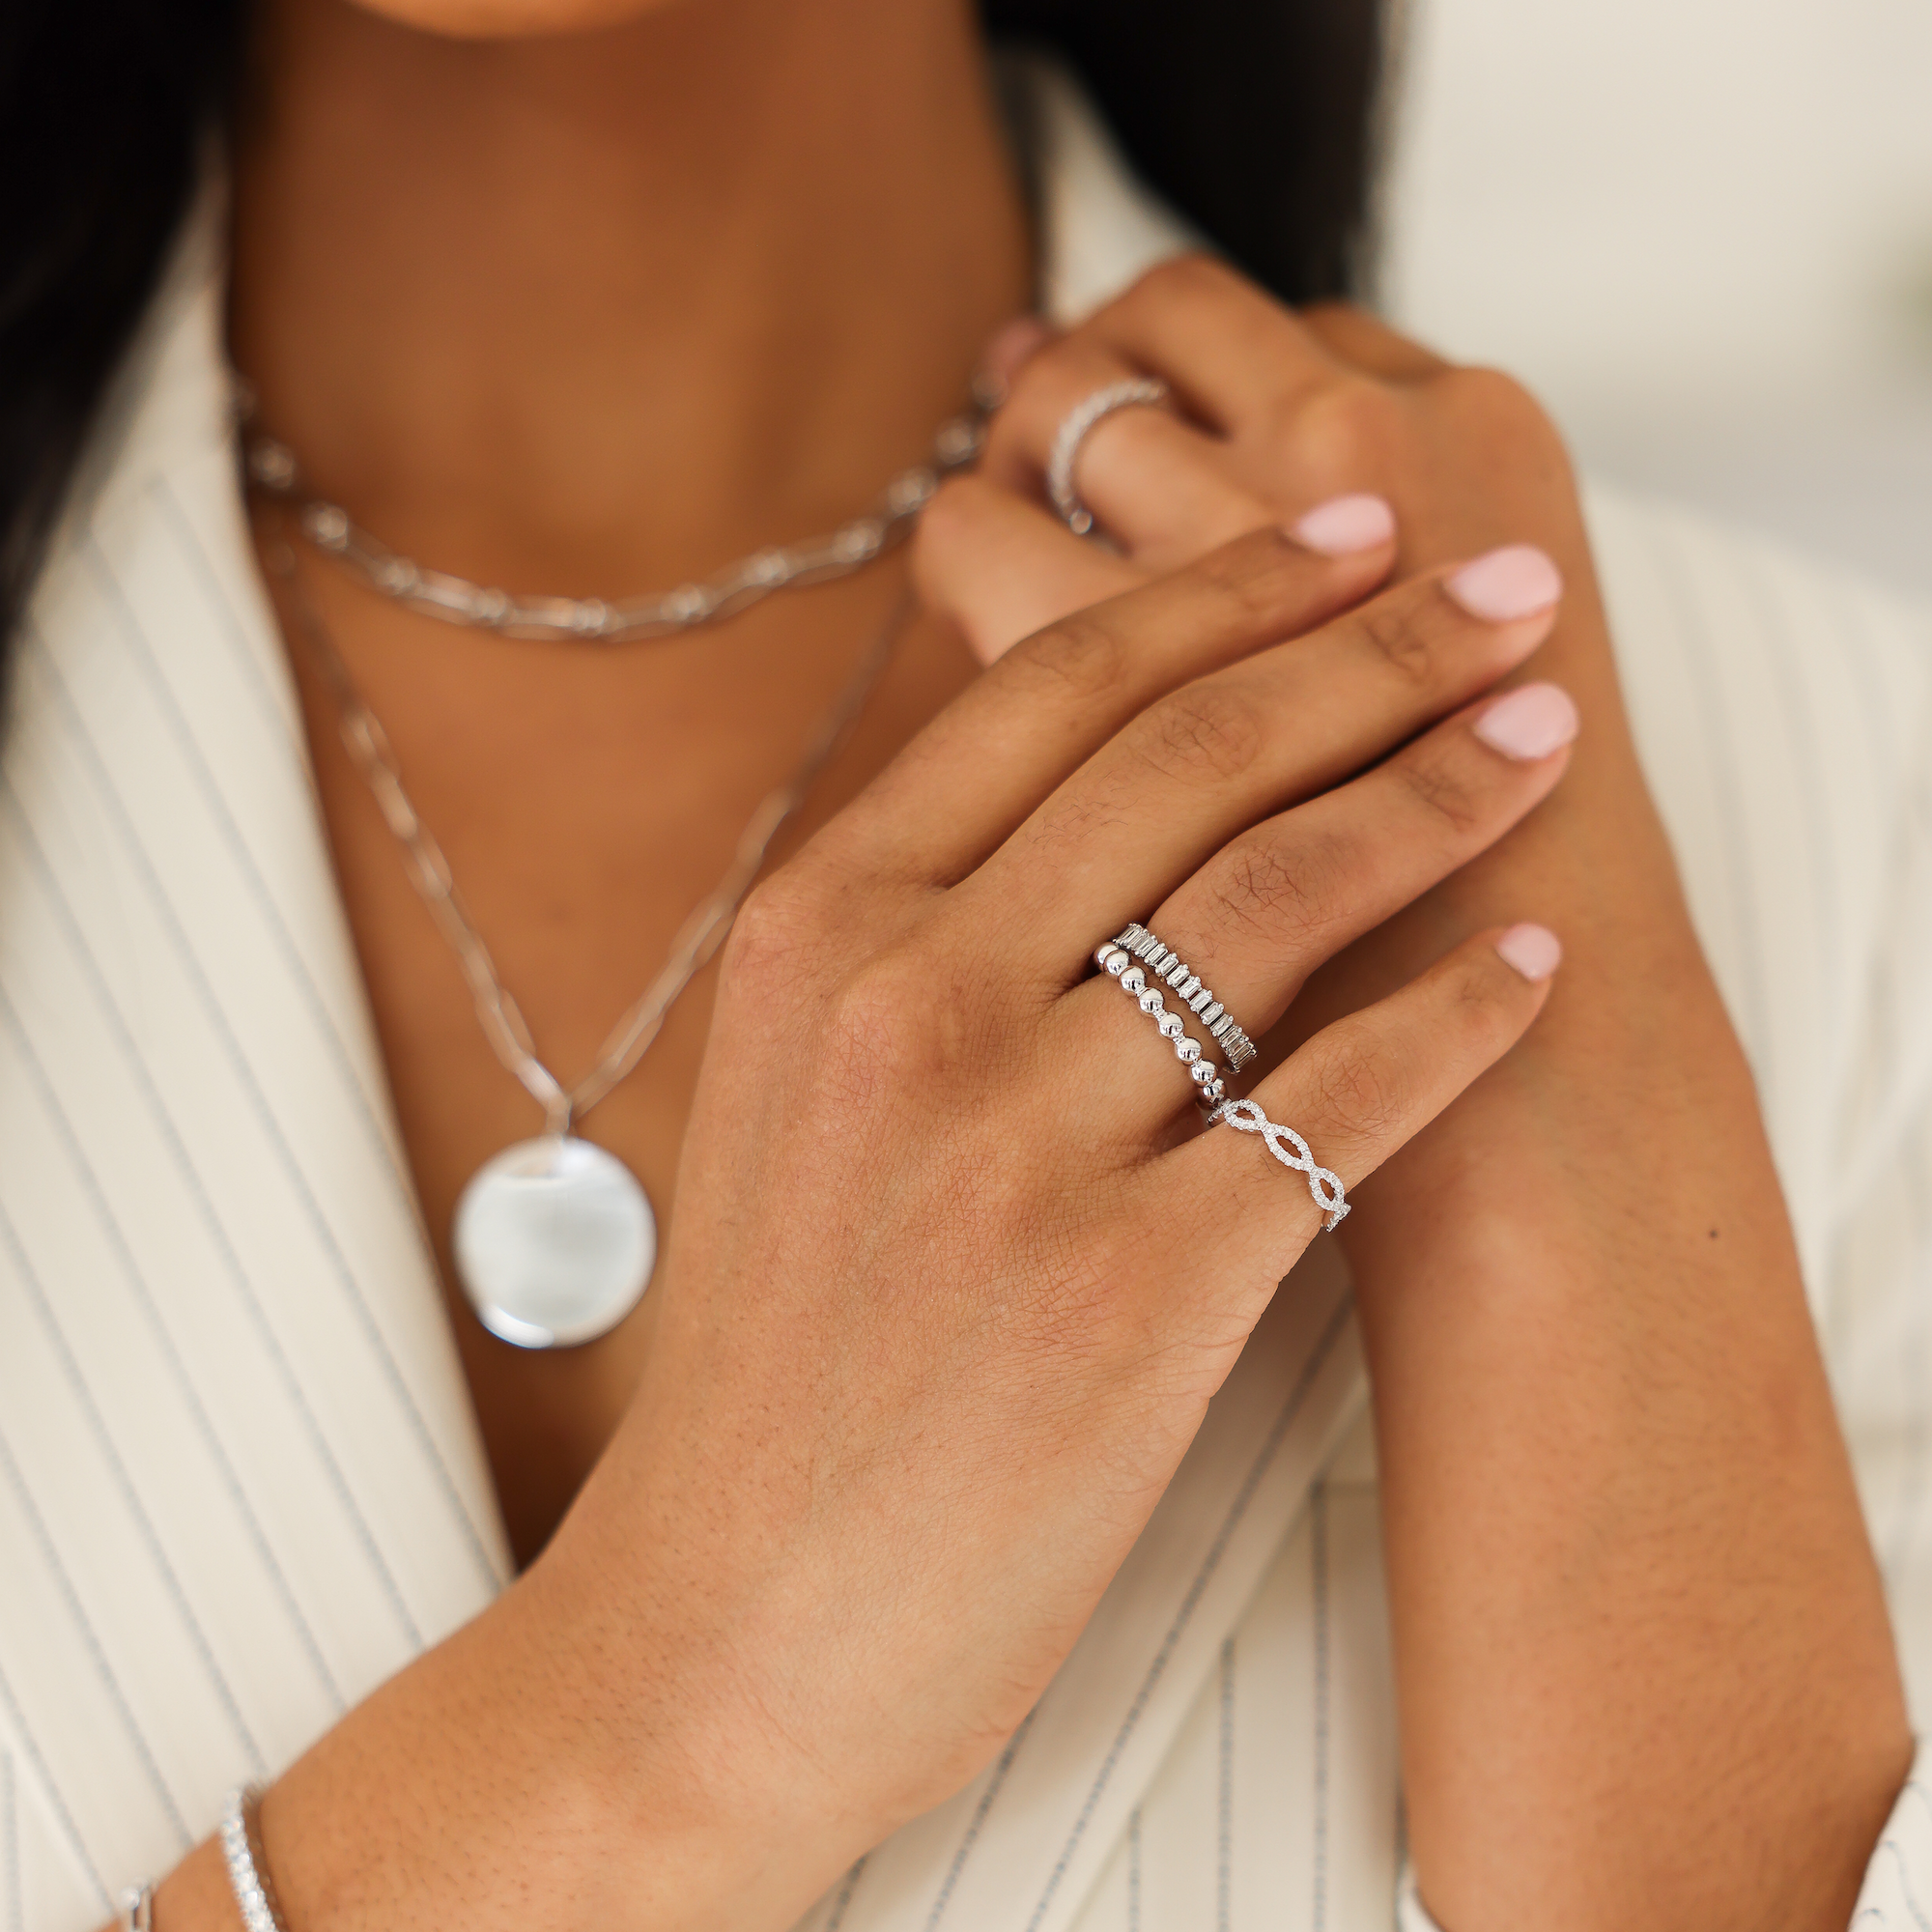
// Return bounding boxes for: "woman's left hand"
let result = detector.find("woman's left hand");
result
[915,258,1913,1932]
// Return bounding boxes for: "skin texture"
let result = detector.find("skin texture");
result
[232,0,1031,1557]
[120,1,1904,1927]
[920,260,1912,1930]
[156,538,1571,1931]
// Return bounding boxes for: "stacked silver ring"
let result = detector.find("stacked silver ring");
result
[1092,923,1350,1231]
[1046,378,1171,535]
[1111,923,1256,1072]
[1094,941,1230,1107]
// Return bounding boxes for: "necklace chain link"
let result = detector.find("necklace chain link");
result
[265,523,905,1135]
[244,397,987,645]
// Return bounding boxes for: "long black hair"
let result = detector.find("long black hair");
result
[0,0,1383,655]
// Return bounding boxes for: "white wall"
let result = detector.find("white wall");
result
[1378,0,1932,592]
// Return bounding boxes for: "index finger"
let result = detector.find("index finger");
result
[829,521,1395,887]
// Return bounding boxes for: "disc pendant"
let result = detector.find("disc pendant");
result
[453,1136,655,1349]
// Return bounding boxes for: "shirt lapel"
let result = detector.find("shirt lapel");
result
[0,189,509,1913]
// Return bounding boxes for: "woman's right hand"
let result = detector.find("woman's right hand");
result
[162,524,1575,1931]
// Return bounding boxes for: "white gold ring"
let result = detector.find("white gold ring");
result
[1208,1097,1350,1232]
[1094,942,1228,1107]
[1111,923,1255,1073]
[1047,378,1171,535]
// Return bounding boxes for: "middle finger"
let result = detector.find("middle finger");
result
[1068,678,1579,1128]
[946,546,1565,977]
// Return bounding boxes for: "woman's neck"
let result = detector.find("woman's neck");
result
[229,0,1032,591]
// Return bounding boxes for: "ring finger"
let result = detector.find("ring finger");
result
[1062,678,1578,1128]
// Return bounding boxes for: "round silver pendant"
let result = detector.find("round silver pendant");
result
[453,1136,655,1350]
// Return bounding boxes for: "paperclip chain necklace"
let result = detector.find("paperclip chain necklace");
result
[244,395,986,644]
[265,522,905,1349]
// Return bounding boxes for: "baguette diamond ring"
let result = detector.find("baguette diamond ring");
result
[1110,923,1255,1073]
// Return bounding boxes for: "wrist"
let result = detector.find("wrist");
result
[154,1537,856,1932]
[513,1526,863,1932]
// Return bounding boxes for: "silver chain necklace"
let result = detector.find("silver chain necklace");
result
[244,400,985,644]
[265,523,905,1349]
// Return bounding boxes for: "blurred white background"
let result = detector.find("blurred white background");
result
[1378,0,1932,594]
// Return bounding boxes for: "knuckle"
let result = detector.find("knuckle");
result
[1355,592,1440,686]
[1428,365,1570,467]
[1316,1025,1409,1144]
[1431,362,1540,421]
[1007,606,1130,705]
[1350,566,1487,690]
[1130,679,1265,787]
[908,478,991,613]
[1124,250,1231,308]
[997,346,1063,426]
[1267,374,1406,475]
[721,872,823,991]
[912,473,990,563]
[1206,830,1345,953]
[1392,749,1486,838]
[818,946,990,1096]
[1455,946,1526,1032]
[996,338,1106,440]
[1189,532,1306,624]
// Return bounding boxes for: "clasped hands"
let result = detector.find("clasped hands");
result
[245,259,1908,1932]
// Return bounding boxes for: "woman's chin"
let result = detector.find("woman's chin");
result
[347,0,690,39]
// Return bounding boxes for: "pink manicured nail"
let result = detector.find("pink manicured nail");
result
[1289,493,1397,556]
[1472,682,1578,760]
[1445,545,1563,621]
[1495,923,1563,981]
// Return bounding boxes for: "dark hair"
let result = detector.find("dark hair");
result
[0,0,1382,654]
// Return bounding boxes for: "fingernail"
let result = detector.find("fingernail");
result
[973,315,1054,407]
[1289,493,1397,556]
[1496,923,1563,981]
[1445,545,1563,621]
[1472,682,1578,760]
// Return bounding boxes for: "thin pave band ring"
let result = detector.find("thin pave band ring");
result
[1094,943,1229,1107]
[1047,379,1171,535]
[1111,923,1256,1073]
[1207,1096,1350,1232]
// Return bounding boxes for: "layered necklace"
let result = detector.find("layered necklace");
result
[248,397,984,1348]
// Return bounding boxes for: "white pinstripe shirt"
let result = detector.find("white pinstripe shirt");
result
[3,66,1931,1932]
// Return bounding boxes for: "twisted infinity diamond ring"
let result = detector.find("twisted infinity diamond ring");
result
[1205,1097,1350,1231]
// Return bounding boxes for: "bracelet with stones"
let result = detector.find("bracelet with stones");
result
[1110,923,1256,1073]
[1094,942,1229,1107]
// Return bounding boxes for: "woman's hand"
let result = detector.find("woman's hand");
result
[920,258,1912,1932]
[160,525,1577,1932]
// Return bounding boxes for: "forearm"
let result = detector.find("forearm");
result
[1356,1081,1907,1928]
[1335,632,1910,1927]
[141,1549,831,1932]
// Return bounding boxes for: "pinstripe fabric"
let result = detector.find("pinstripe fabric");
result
[0,198,510,1932]
[5,66,1932,1932]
